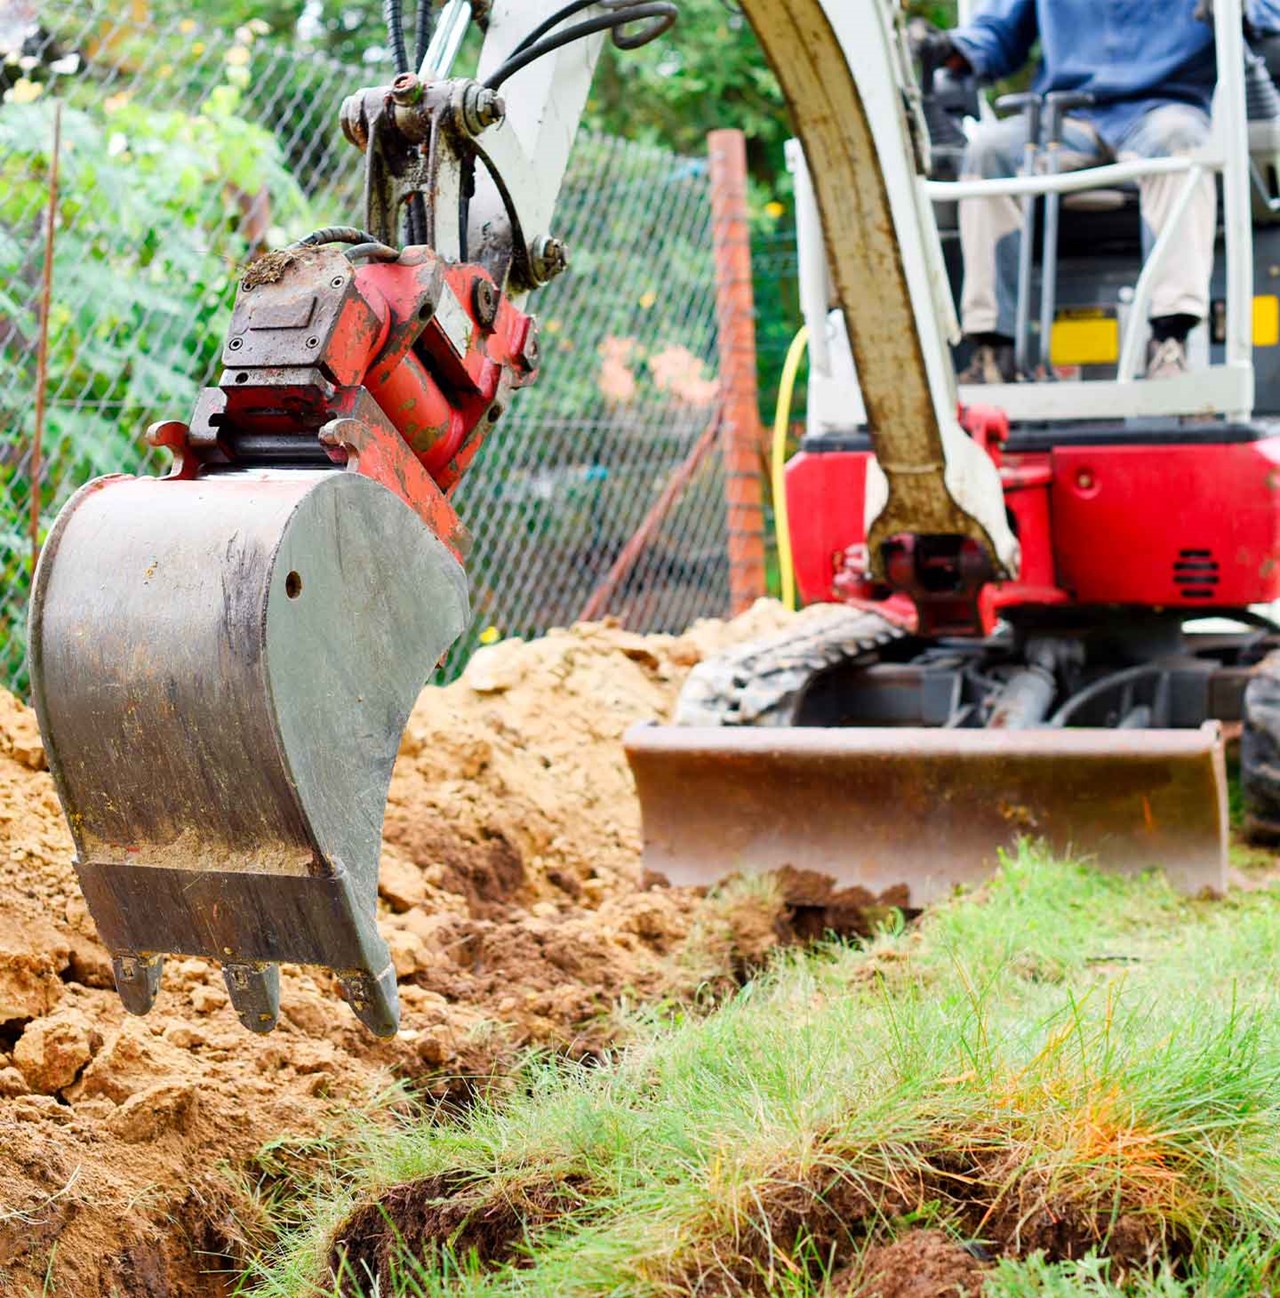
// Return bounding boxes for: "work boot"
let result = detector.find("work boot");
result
[957,341,1016,384]
[1145,336,1189,380]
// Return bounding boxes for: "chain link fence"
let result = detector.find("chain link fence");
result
[753,225,802,415]
[0,2,736,693]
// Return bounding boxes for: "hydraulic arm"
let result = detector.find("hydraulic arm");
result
[30,0,663,1036]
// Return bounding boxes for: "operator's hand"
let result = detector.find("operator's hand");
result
[908,19,973,75]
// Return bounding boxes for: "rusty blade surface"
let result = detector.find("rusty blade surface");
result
[624,723,1229,902]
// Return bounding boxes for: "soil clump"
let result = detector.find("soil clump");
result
[836,1231,988,1297]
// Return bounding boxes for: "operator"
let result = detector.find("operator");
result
[921,0,1280,383]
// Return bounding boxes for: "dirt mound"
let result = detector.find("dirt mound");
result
[835,1232,988,1298]
[0,605,793,1298]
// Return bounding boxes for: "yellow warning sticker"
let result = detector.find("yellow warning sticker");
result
[1254,295,1280,347]
[1050,310,1120,367]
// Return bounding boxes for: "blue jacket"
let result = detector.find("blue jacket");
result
[952,0,1280,146]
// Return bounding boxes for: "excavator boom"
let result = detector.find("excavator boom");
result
[740,0,1016,577]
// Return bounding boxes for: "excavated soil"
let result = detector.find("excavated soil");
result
[834,1232,988,1298]
[0,605,802,1298]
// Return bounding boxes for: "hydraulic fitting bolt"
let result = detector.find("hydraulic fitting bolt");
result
[472,277,500,331]
[461,83,505,135]
[391,72,423,105]
[530,234,569,285]
[515,320,541,372]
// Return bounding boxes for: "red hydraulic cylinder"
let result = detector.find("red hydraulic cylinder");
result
[363,350,457,470]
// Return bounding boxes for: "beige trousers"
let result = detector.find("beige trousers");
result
[959,103,1216,338]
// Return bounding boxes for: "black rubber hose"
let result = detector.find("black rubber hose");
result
[403,0,436,248]
[414,0,438,68]
[291,226,382,247]
[344,241,403,261]
[484,2,677,91]
[505,0,598,59]
[610,0,677,50]
[405,192,428,248]
[385,0,410,75]
[1046,665,1162,728]
[504,0,674,61]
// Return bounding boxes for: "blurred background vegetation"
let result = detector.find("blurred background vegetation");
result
[128,0,961,204]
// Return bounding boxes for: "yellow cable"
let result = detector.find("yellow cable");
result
[771,324,808,612]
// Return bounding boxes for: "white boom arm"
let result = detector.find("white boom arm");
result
[737,0,1017,577]
[469,0,608,278]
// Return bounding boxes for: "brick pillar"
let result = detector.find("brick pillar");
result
[708,128,767,614]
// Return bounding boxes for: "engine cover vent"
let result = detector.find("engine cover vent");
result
[1173,548,1220,600]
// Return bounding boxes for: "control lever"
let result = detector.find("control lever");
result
[1039,91,1095,376]
[995,92,1042,377]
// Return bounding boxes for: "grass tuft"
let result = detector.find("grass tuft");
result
[241,845,1280,1297]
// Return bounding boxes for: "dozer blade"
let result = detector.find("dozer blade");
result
[30,468,468,1035]
[624,723,1229,903]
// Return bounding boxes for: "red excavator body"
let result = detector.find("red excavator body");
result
[624,409,1280,902]
[787,411,1280,630]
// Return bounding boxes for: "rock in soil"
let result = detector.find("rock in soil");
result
[12,1010,101,1095]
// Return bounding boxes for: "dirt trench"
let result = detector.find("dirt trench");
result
[0,605,798,1298]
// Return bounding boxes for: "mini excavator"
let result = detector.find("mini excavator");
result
[626,0,1280,910]
[28,0,1279,1036]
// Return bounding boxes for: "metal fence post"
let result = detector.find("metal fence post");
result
[708,128,767,614]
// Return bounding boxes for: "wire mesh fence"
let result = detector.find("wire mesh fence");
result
[0,2,740,693]
[753,225,802,415]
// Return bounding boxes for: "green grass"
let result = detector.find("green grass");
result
[984,1240,1278,1296]
[240,847,1280,1297]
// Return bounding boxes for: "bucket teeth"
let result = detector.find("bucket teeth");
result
[338,965,400,1038]
[111,953,165,1016]
[223,962,282,1034]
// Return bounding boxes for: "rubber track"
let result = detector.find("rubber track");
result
[675,605,908,727]
[1243,648,1280,844]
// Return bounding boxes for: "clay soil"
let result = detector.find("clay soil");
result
[0,606,797,1298]
[832,1232,988,1298]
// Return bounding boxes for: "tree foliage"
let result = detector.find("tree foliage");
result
[586,0,789,190]
[149,0,960,195]
[0,24,317,686]
[589,0,960,192]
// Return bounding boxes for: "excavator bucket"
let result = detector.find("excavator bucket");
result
[624,723,1229,904]
[29,468,468,1035]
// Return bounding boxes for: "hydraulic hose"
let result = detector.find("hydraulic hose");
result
[385,0,411,75]
[484,2,676,90]
[771,324,808,612]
